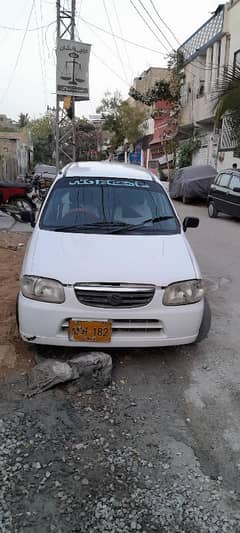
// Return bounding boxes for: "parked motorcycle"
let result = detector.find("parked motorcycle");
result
[0,181,37,222]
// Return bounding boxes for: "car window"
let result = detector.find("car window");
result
[39,177,180,235]
[218,173,231,188]
[229,174,240,190]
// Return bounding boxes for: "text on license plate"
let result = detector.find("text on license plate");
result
[69,320,112,343]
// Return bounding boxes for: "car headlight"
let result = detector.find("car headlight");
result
[20,276,65,303]
[163,279,204,306]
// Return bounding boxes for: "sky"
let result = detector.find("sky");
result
[0,0,220,121]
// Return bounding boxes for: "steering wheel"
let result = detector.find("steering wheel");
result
[63,207,99,220]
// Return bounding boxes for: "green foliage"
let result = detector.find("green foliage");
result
[18,113,29,128]
[177,138,200,168]
[167,50,185,101]
[214,66,240,148]
[28,112,55,164]
[129,80,173,106]
[97,92,146,151]
[129,51,185,107]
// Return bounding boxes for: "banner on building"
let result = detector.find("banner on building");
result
[56,39,91,101]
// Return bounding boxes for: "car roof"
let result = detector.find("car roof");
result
[57,161,156,182]
[219,168,240,174]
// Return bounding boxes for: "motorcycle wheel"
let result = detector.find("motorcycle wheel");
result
[8,197,36,223]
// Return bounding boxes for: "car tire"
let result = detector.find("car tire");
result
[208,201,218,218]
[16,293,20,332]
[195,297,211,343]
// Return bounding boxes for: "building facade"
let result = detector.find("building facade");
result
[178,1,240,170]
[0,130,33,181]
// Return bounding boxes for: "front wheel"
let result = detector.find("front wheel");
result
[208,201,218,218]
[8,197,35,222]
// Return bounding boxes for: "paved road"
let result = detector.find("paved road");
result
[1,201,240,531]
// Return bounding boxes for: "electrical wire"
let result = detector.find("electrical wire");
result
[35,1,48,107]
[137,0,173,50]
[75,25,129,87]
[79,16,129,66]
[148,0,180,46]
[112,0,134,78]
[80,17,167,56]
[129,0,169,53]
[92,50,129,86]
[102,0,129,84]
[0,0,36,104]
[0,21,55,32]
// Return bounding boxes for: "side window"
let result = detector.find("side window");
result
[218,173,231,188]
[229,174,240,191]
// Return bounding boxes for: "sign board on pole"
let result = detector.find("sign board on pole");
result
[56,39,91,101]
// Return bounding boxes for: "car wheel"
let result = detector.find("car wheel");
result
[208,201,218,218]
[16,293,19,331]
[195,298,211,343]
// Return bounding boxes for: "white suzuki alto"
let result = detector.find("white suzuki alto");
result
[18,162,211,348]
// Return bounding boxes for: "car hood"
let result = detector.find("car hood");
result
[22,229,199,286]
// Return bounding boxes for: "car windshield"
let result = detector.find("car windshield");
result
[39,176,180,235]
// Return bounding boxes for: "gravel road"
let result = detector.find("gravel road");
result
[0,202,240,532]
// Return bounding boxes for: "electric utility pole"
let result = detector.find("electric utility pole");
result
[56,0,76,171]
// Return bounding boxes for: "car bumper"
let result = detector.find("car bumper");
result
[18,289,204,348]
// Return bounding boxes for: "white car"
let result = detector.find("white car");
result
[18,162,211,348]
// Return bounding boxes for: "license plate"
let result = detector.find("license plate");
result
[69,320,112,343]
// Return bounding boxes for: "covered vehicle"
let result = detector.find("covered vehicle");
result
[169,165,217,203]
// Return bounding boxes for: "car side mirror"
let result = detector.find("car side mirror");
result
[233,187,240,193]
[20,210,36,227]
[183,216,199,232]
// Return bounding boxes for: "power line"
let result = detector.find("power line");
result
[80,17,167,56]
[129,0,169,53]
[102,0,129,84]
[0,20,55,32]
[137,0,173,50]
[34,0,48,107]
[92,50,129,86]
[75,25,129,87]
[112,0,134,78]
[148,0,180,46]
[0,0,36,104]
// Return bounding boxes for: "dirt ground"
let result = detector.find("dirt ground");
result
[1,209,240,531]
[0,232,33,382]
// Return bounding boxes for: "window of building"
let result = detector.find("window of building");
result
[233,49,240,73]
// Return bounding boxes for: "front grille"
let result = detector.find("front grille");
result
[60,319,163,337]
[74,284,155,308]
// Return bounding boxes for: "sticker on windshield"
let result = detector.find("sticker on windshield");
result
[68,178,150,188]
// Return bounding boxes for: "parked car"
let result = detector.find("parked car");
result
[169,165,217,203]
[17,162,211,348]
[208,169,240,218]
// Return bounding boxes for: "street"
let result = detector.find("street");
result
[0,202,240,532]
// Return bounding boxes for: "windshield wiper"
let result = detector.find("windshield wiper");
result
[52,222,128,232]
[50,217,175,233]
[109,216,176,233]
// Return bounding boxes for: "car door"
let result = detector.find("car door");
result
[210,172,232,214]
[228,173,240,217]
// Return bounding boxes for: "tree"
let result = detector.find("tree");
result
[18,113,29,128]
[214,66,240,149]
[97,91,146,151]
[28,112,55,164]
